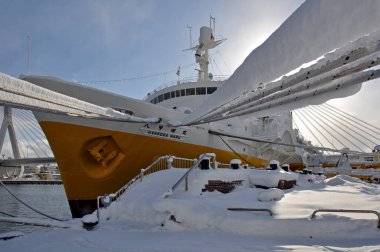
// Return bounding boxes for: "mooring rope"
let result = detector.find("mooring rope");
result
[217,135,256,167]
[0,180,67,222]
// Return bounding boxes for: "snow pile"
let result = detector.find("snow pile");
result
[184,0,380,124]
[91,168,379,237]
[248,168,298,188]
[0,231,24,240]
[2,170,380,251]
[257,188,284,202]
[325,175,361,186]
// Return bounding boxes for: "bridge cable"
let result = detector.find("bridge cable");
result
[324,103,380,134]
[11,118,42,158]
[301,107,364,152]
[293,110,338,150]
[292,113,331,157]
[309,105,378,147]
[12,115,47,157]
[15,110,51,151]
[17,110,49,140]
[305,106,373,150]
[15,114,51,156]
[0,109,26,157]
[321,103,380,141]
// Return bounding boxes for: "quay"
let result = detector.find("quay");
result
[1,180,62,185]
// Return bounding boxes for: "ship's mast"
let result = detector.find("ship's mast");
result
[185,18,226,81]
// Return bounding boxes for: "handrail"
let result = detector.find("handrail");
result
[311,209,380,229]
[96,155,195,221]
[227,208,273,216]
[166,153,214,196]
[144,75,229,99]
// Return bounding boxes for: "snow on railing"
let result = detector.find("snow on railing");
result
[0,73,160,123]
[311,209,380,229]
[96,155,195,220]
[164,153,215,198]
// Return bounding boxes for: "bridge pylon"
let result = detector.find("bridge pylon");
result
[0,106,24,178]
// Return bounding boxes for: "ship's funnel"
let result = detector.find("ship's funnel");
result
[199,26,216,50]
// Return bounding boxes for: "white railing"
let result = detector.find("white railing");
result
[96,155,195,220]
[166,153,215,196]
[143,75,229,100]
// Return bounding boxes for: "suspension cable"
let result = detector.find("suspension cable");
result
[324,103,380,133]
[216,50,232,75]
[293,111,326,148]
[17,110,48,140]
[321,103,380,142]
[305,106,372,150]
[14,112,51,156]
[15,111,51,151]
[310,105,377,147]
[11,118,42,158]
[294,110,339,149]
[13,117,50,157]
[301,107,364,151]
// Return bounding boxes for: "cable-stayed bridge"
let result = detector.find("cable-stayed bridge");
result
[294,103,380,154]
[0,107,53,159]
[0,106,55,178]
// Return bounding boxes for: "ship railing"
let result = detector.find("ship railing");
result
[311,209,380,229]
[143,75,229,100]
[216,162,231,169]
[165,153,215,197]
[96,155,196,220]
[115,156,195,201]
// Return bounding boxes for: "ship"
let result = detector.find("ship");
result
[12,0,380,219]
[21,25,304,218]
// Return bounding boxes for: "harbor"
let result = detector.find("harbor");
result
[1,1,380,251]
[0,180,61,185]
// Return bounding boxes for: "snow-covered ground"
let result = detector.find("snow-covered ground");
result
[1,167,379,251]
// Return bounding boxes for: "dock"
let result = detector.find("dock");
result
[1,180,62,185]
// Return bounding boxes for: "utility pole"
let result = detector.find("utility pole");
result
[27,35,31,74]
[187,26,192,48]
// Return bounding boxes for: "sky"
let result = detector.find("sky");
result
[0,0,380,154]
[0,0,304,97]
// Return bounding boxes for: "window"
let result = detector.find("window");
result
[164,92,170,100]
[153,97,157,104]
[207,87,217,94]
[186,88,195,96]
[196,87,206,95]
[171,91,176,98]
[176,90,180,97]
[158,94,163,102]
[181,89,186,96]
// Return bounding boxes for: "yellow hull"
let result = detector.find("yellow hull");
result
[41,121,267,216]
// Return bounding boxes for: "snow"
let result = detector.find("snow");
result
[257,188,284,202]
[248,168,299,188]
[2,168,379,251]
[0,73,159,123]
[184,0,380,124]
[0,231,24,240]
